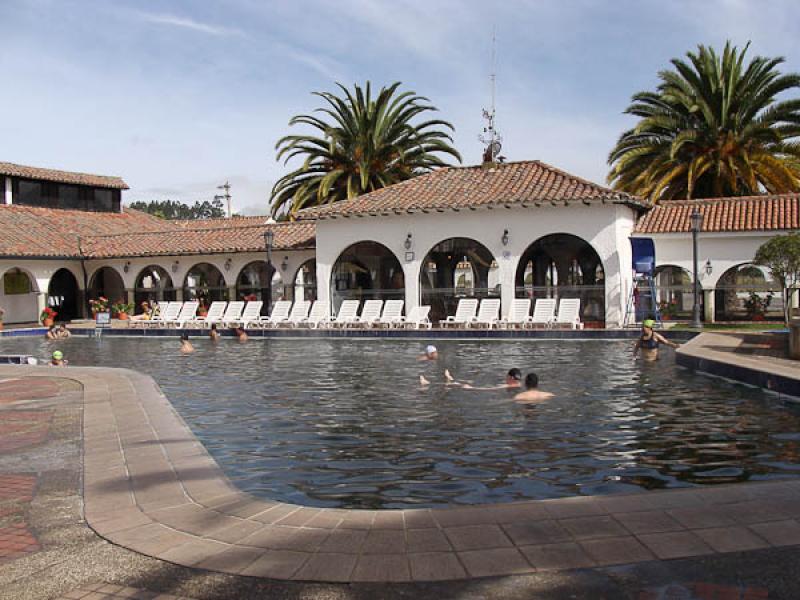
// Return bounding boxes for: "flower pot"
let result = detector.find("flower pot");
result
[117,312,129,321]
[42,318,54,328]
[0,321,4,331]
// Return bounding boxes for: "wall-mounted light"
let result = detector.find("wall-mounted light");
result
[404,233,413,250]
[281,256,289,271]
[501,229,510,246]
[172,260,179,273]
[704,259,713,276]
[427,261,437,273]
[224,258,232,271]
[123,261,131,274]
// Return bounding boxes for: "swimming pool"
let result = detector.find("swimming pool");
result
[2,336,799,509]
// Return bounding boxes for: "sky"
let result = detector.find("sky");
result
[2,0,800,215]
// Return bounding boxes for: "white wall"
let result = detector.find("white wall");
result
[0,259,84,324]
[314,203,638,326]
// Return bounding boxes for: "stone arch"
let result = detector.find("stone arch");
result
[47,268,81,322]
[331,241,404,314]
[714,263,781,321]
[183,262,228,306]
[293,259,317,302]
[134,265,176,312]
[88,266,126,304]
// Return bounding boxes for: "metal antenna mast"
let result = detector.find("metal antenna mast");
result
[479,27,504,164]
[216,181,231,218]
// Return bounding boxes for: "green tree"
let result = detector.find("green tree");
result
[270,81,461,218]
[608,42,800,202]
[128,198,226,219]
[754,232,800,323]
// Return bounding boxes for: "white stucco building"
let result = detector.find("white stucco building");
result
[1,159,797,327]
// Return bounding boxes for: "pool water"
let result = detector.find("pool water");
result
[3,335,800,509]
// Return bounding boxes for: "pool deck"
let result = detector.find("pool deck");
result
[677,331,800,398]
[1,365,800,593]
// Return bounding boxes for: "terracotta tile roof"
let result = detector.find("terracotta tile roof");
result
[296,160,646,219]
[172,216,273,229]
[81,221,316,258]
[0,205,169,257]
[0,161,128,189]
[634,194,800,234]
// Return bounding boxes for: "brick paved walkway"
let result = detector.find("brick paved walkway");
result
[57,582,198,599]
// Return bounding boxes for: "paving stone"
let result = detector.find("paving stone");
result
[667,505,736,529]
[193,545,264,574]
[458,547,533,577]
[408,552,466,581]
[643,490,705,510]
[579,536,655,566]
[444,524,512,551]
[403,509,437,529]
[433,506,498,527]
[317,528,368,553]
[373,510,405,529]
[694,526,771,553]
[722,500,792,524]
[520,541,596,570]
[488,501,550,523]
[291,552,357,582]
[351,553,411,582]
[748,519,800,546]
[637,531,715,559]
[502,519,572,546]
[542,497,605,519]
[240,549,309,579]
[558,515,628,540]
[615,510,684,535]
[362,529,406,554]
[158,538,230,566]
[406,528,452,552]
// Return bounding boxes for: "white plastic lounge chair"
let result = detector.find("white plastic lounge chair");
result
[500,298,532,329]
[304,301,330,329]
[330,300,360,328]
[378,300,405,328]
[530,298,557,329]
[188,301,227,328]
[399,305,432,329]
[135,301,177,329]
[235,301,264,328]
[442,298,479,328]
[258,300,292,328]
[552,298,583,329]
[286,300,311,327]
[470,298,501,329]
[220,301,246,327]
[353,300,383,328]
[170,301,199,328]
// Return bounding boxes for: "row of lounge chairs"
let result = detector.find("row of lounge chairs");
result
[128,297,582,330]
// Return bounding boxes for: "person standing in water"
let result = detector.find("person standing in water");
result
[180,333,194,354]
[418,345,438,361]
[209,323,220,342]
[634,319,679,361]
[514,373,553,403]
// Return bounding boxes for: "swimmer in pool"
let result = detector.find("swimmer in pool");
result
[634,319,679,361]
[50,350,67,367]
[458,368,523,390]
[209,323,220,342]
[233,327,248,342]
[180,333,194,354]
[418,345,438,361]
[514,373,553,404]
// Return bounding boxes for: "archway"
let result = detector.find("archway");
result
[236,261,283,314]
[183,262,228,306]
[0,268,39,324]
[420,237,497,323]
[715,263,781,321]
[134,265,176,312]
[47,268,80,322]
[515,233,605,326]
[331,242,404,313]
[88,267,126,305]
[293,259,317,302]
[653,265,694,321]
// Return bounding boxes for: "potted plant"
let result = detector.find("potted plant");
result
[89,296,109,317]
[112,301,134,320]
[40,307,57,327]
[0,306,5,331]
[658,299,678,321]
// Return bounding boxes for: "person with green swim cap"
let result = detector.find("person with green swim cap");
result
[634,318,679,361]
[50,350,67,367]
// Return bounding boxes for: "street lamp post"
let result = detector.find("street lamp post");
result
[690,208,704,329]
[264,229,274,317]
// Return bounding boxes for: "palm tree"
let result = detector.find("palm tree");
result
[270,82,461,217]
[608,42,800,202]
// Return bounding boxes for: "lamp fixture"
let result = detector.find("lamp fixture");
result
[123,261,131,274]
[404,233,413,250]
[224,258,232,271]
[690,209,703,233]
[501,229,510,246]
[704,259,713,276]
[281,256,289,271]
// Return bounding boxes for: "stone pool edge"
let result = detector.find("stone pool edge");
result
[2,364,800,584]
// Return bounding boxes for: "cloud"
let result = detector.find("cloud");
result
[136,11,246,37]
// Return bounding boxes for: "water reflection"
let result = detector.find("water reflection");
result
[3,336,800,508]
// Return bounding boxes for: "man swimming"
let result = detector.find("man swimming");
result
[418,345,438,361]
[514,373,553,403]
[50,350,67,367]
[180,333,194,354]
[634,318,679,361]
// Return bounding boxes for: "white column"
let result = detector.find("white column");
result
[316,261,332,315]
[4,177,12,205]
[703,289,715,323]
[403,260,420,314]
[499,259,515,318]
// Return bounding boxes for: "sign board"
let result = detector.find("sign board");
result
[95,312,111,328]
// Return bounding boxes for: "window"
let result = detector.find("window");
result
[93,188,113,211]
[17,180,45,207]
[59,184,82,209]
[3,270,32,295]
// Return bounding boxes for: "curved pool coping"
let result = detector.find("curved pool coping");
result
[2,364,799,583]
